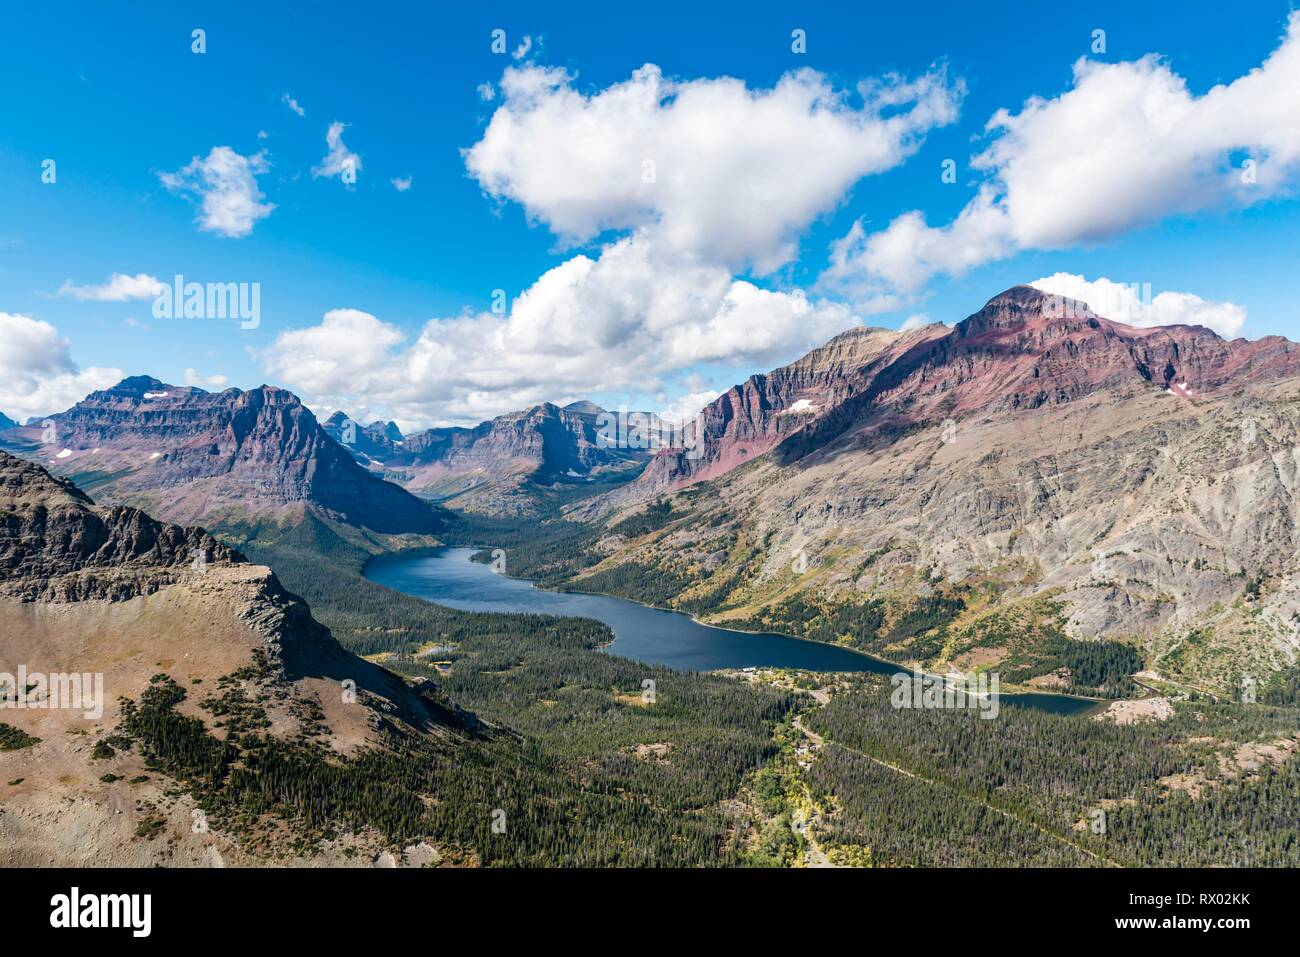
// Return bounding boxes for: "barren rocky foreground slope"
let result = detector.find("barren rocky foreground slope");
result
[0,451,468,866]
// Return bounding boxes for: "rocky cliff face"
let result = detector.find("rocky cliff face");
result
[639,323,950,488]
[324,400,647,513]
[640,286,1300,491]
[0,377,444,535]
[0,451,242,602]
[407,401,640,478]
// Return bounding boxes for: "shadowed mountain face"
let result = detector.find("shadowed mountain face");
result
[0,449,450,708]
[0,377,445,535]
[0,412,15,431]
[640,286,1300,490]
[323,400,647,513]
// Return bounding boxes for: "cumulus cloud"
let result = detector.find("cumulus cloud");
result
[159,147,275,238]
[257,235,857,428]
[464,62,963,274]
[183,368,229,389]
[281,92,306,117]
[390,176,412,192]
[261,61,963,426]
[824,188,1012,311]
[313,122,362,183]
[826,13,1300,306]
[477,82,495,102]
[652,388,723,426]
[0,313,123,421]
[1029,273,1247,337]
[58,272,164,302]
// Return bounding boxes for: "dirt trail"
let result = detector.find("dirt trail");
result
[791,700,1120,868]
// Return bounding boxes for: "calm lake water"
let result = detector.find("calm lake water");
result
[365,547,1101,716]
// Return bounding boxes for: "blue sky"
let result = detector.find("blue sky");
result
[1,0,1298,428]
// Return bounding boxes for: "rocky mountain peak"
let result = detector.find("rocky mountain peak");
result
[368,420,404,442]
[629,284,1300,493]
[0,380,444,535]
[956,284,1096,339]
[0,450,94,509]
[563,400,606,416]
[104,375,183,397]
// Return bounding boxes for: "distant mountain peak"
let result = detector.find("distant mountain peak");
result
[4,381,444,535]
[368,419,404,442]
[957,284,1096,338]
[982,283,1048,307]
[107,375,173,395]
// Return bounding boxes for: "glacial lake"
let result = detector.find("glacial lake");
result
[365,547,1101,716]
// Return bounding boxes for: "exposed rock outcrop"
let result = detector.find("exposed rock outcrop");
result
[0,452,472,866]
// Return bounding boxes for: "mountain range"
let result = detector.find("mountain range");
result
[637,285,1300,490]
[321,400,647,514]
[0,375,445,540]
[4,282,1300,868]
[4,285,1299,699]
[555,286,1300,698]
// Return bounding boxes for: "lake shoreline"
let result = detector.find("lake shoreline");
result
[364,546,1106,715]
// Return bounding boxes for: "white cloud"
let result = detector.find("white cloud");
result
[512,36,532,60]
[653,389,722,426]
[259,61,961,426]
[259,308,404,394]
[58,272,164,302]
[391,176,413,192]
[183,368,229,389]
[313,122,362,183]
[824,187,1012,310]
[477,82,495,102]
[159,146,275,238]
[900,313,933,331]
[465,62,963,274]
[282,93,306,117]
[826,13,1300,305]
[0,313,123,421]
[256,235,858,428]
[1029,273,1247,337]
